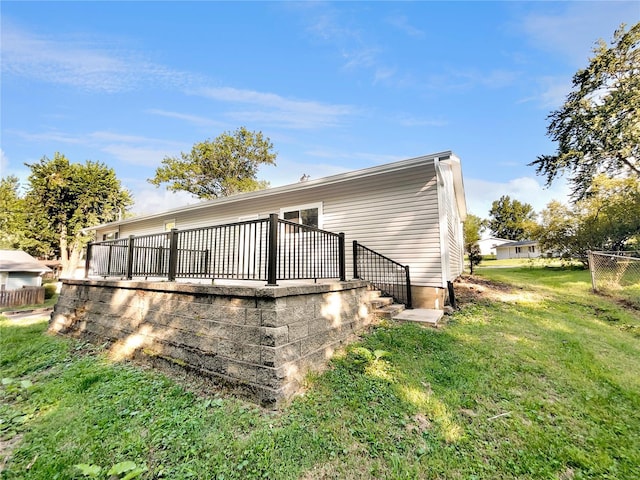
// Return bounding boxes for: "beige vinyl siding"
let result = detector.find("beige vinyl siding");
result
[96,162,446,287]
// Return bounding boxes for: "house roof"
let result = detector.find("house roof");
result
[478,236,512,243]
[495,240,538,248]
[0,250,52,273]
[87,151,466,231]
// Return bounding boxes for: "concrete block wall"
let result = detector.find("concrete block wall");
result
[49,279,373,407]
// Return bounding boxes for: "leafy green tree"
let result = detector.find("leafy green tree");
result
[463,213,484,274]
[535,175,640,264]
[531,22,640,199]
[0,176,27,249]
[149,127,277,199]
[487,195,537,241]
[26,153,133,275]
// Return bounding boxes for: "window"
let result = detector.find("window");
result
[528,245,535,253]
[102,231,119,241]
[164,220,176,231]
[515,246,522,254]
[280,202,322,229]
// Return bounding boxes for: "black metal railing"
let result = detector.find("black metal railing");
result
[353,241,412,308]
[85,214,346,285]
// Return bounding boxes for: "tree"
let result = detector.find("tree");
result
[0,176,27,249]
[0,176,54,257]
[531,22,640,199]
[25,153,133,275]
[535,175,640,264]
[487,195,537,240]
[463,214,484,274]
[149,127,277,199]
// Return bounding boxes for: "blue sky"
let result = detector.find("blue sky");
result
[2,1,638,219]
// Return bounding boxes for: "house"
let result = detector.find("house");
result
[477,236,512,256]
[495,240,542,260]
[0,250,52,290]
[88,151,467,309]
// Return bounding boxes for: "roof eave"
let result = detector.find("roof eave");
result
[87,151,453,231]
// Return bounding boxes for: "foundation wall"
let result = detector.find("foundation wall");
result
[411,285,447,309]
[49,279,373,408]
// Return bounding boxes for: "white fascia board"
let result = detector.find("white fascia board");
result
[87,151,453,232]
[440,154,467,221]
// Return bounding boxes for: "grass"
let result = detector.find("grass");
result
[1,267,639,479]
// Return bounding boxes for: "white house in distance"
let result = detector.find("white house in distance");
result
[477,236,512,257]
[495,240,543,260]
[0,250,52,290]
[89,152,467,309]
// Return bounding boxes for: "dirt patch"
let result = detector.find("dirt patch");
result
[453,275,519,305]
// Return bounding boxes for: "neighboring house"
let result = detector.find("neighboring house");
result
[89,152,467,309]
[0,250,52,290]
[495,240,542,260]
[477,237,512,256]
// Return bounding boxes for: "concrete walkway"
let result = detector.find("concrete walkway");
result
[392,308,444,327]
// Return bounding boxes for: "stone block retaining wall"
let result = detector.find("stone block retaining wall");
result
[49,279,373,407]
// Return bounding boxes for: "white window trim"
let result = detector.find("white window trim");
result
[101,229,119,241]
[279,202,323,229]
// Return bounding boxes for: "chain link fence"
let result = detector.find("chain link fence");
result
[588,251,640,306]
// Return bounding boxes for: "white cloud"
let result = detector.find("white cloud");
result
[147,109,225,128]
[386,15,425,38]
[10,129,185,167]
[1,22,195,93]
[520,2,640,66]
[465,175,572,218]
[518,75,573,109]
[195,86,354,129]
[126,184,197,215]
[101,145,178,168]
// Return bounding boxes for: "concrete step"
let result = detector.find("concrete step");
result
[373,303,406,319]
[370,296,394,308]
[392,308,444,328]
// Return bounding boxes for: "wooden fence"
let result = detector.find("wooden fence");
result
[0,287,45,308]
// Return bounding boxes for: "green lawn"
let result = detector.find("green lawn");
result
[1,267,639,479]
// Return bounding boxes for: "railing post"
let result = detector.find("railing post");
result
[84,242,93,279]
[266,213,278,286]
[338,233,346,281]
[126,235,135,280]
[405,265,412,309]
[168,228,179,282]
[352,241,359,279]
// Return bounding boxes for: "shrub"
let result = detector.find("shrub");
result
[44,283,58,299]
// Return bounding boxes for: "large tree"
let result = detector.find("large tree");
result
[26,153,133,275]
[149,127,277,199]
[535,175,640,264]
[0,176,54,257]
[0,176,27,250]
[463,213,484,274]
[531,22,640,199]
[487,195,537,241]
